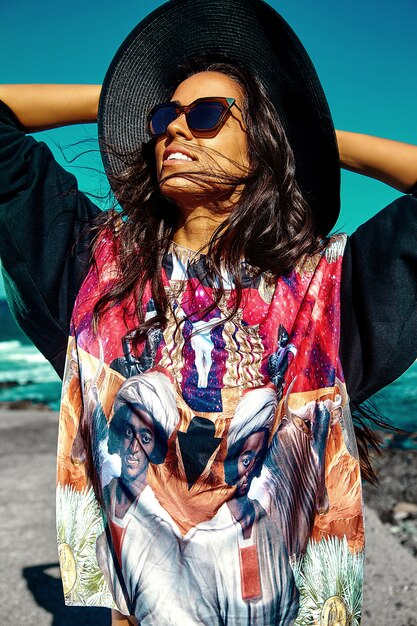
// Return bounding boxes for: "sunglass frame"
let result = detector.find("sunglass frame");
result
[147,96,241,137]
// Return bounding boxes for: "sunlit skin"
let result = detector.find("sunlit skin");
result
[154,71,250,251]
[227,430,268,539]
[113,407,155,518]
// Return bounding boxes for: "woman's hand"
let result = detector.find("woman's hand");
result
[0,84,101,132]
[336,129,417,193]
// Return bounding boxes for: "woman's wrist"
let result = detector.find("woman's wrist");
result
[0,84,101,132]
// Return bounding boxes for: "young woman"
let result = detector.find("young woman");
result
[1,1,417,624]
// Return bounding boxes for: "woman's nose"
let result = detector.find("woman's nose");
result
[166,111,193,140]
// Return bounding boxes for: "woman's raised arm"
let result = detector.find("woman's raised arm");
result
[0,92,101,377]
[336,130,417,193]
[0,84,101,132]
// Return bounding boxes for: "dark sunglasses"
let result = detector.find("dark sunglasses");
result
[147,97,242,138]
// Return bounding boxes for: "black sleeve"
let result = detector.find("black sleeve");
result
[0,100,101,378]
[340,187,417,408]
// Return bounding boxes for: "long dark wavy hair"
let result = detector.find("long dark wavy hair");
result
[92,56,322,330]
[91,56,385,482]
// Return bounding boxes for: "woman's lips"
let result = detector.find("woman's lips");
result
[162,146,196,165]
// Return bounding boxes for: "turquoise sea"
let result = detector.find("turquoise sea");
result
[0,300,62,410]
[0,299,416,446]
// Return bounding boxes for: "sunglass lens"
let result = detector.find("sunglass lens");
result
[188,101,226,131]
[149,103,178,136]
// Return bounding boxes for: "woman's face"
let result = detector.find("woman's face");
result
[119,407,155,483]
[154,71,249,206]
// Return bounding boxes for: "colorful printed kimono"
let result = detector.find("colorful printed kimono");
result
[56,232,364,626]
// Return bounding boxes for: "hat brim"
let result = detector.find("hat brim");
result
[98,0,340,235]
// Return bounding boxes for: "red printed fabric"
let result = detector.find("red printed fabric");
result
[56,233,364,626]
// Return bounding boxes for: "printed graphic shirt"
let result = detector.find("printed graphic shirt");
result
[56,232,364,625]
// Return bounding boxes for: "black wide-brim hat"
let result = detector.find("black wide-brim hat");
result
[98,0,340,235]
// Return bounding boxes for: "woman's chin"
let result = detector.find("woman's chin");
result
[159,178,208,202]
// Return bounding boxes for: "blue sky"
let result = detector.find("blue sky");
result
[1,0,416,298]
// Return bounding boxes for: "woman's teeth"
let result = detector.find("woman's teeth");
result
[166,152,193,161]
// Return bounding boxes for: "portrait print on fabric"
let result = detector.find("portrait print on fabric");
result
[56,233,364,625]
